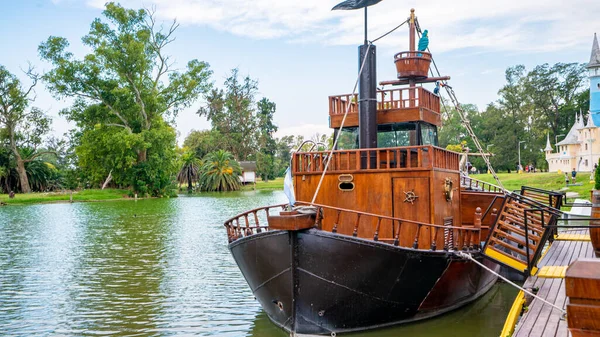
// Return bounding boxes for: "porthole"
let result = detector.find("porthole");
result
[338,174,354,182]
[338,182,355,191]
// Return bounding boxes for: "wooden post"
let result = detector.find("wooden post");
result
[565,259,600,336]
[591,191,600,257]
[490,208,499,227]
[474,207,482,249]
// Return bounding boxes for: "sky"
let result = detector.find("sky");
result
[0,0,598,145]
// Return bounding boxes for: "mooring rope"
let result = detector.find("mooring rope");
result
[454,251,566,314]
[310,20,408,204]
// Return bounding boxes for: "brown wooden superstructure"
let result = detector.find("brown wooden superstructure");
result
[223,7,563,335]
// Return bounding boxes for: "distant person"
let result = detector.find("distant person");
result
[8,191,14,199]
[565,172,569,186]
[571,168,577,184]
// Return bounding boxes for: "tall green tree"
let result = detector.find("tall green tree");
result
[522,63,587,140]
[198,68,258,160]
[255,98,277,181]
[183,129,229,159]
[39,3,212,195]
[0,65,52,193]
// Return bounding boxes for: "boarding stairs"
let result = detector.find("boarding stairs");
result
[482,187,565,275]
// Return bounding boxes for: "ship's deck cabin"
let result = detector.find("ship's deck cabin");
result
[287,9,504,251]
[330,87,440,151]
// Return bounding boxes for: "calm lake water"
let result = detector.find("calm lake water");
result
[0,191,517,336]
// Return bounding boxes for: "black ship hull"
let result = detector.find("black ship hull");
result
[229,228,498,335]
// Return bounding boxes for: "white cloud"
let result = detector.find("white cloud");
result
[81,0,599,53]
[275,123,332,140]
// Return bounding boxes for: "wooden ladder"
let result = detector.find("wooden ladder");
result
[483,191,559,275]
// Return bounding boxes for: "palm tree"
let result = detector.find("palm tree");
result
[25,160,55,192]
[199,150,242,192]
[177,150,202,192]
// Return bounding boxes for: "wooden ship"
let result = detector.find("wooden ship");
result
[224,7,564,335]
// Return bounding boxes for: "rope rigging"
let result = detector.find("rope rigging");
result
[415,18,505,191]
[309,20,408,204]
[308,15,506,204]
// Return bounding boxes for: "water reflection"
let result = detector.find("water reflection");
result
[0,191,516,336]
[247,284,518,337]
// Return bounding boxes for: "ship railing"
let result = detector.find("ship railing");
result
[293,145,459,174]
[460,175,504,193]
[224,202,481,252]
[224,204,288,243]
[328,87,439,116]
[432,147,460,170]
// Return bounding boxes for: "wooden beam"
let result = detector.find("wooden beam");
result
[380,76,451,86]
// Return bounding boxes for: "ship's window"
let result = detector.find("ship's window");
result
[421,123,438,146]
[377,123,417,147]
[336,127,359,150]
[338,182,355,191]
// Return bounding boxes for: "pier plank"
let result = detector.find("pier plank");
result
[512,226,592,337]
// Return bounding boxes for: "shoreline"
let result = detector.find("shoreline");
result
[0,181,286,206]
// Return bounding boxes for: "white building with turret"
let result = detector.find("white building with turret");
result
[545,113,599,172]
[545,34,600,172]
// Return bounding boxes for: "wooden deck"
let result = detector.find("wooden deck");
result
[511,228,595,337]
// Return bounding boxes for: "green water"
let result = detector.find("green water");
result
[0,191,517,336]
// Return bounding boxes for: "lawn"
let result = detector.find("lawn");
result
[473,172,594,200]
[0,188,130,205]
[241,177,284,191]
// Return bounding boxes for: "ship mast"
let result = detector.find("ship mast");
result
[408,9,416,105]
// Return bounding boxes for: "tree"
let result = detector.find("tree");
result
[274,135,294,176]
[522,63,587,139]
[199,150,242,191]
[198,68,258,160]
[183,129,229,159]
[39,3,212,195]
[177,149,202,192]
[255,98,278,181]
[256,98,277,154]
[0,65,52,193]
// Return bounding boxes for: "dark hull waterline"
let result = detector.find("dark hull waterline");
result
[229,228,498,335]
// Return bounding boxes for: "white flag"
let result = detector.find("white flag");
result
[283,167,296,207]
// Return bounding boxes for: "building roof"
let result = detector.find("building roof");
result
[585,113,597,128]
[589,33,600,69]
[557,112,583,145]
[239,161,257,171]
[544,133,553,152]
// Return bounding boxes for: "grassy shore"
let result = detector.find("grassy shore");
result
[474,172,594,200]
[3,172,590,206]
[0,189,130,205]
[241,177,284,191]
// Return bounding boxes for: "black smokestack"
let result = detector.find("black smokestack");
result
[358,44,377,150]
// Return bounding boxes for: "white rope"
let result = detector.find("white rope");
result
[455,251,566,314]
[310,43,372,204]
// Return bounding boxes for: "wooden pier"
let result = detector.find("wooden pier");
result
[502,229,595,337]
